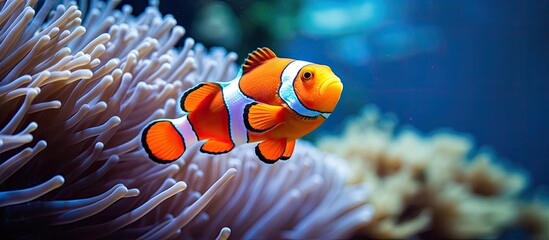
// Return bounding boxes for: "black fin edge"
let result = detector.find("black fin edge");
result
[141,120,184,164]
[243,102,278,133]
[180,83,213,112]
[255,145,278,164]
[242,47,277,74]
[199,142,234,155]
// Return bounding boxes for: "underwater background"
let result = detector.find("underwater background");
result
[151,0,549,191]
[1,0,547,239]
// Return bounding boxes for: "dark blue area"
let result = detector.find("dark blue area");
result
[287,0,549,188]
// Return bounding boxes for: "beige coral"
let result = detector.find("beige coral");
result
[518,200,549,239]
[318,105,546,239]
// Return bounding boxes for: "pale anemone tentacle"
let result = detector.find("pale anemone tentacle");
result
[165,143,374,239]
[0,175,65,207]
[215,227,232,240]
[0,0,238,238]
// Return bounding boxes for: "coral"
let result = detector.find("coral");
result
[318,105,546,239]
[0,0,374,238]
[517,200,549,239]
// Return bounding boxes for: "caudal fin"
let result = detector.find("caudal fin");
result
[141,120,185,164]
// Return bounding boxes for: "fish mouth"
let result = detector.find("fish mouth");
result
[319,77,343,95]
[318,77,343,112]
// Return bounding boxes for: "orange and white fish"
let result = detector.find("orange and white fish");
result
[141,47,343,164]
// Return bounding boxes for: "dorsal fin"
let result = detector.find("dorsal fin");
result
[242,47,277,74]
[180,82,221,112]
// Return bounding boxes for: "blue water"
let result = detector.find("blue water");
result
[282,0,549,190]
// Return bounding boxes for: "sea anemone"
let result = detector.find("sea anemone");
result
[0,0,374,238]
[162,142,374,239]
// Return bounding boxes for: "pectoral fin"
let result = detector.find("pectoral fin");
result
[255,138,286,164]
[244,102,284,132]
[180,82,221,112]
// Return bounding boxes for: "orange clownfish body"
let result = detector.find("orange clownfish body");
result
[141,47,343,164]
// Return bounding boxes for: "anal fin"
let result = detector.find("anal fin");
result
[200,139,235,154]
[244,102,284,132]
[255,138,286,164]
[281,140,296,160]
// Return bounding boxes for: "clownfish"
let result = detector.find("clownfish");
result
[141,47,343,164]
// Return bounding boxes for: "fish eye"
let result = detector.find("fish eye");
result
[302,71,313,81]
